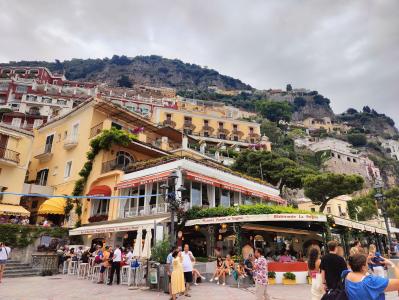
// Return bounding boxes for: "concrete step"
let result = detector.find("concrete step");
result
[4,268,37,273]
[5,264,31,269]
[2,259,38,278]
[3,272,38,278]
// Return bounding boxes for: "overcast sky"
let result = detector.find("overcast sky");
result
[0,0,398,125]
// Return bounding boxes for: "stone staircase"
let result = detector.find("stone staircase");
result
[3,260,38,278]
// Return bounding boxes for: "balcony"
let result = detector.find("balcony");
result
[63,135,79,150]
[0,147,20,166]
[101,159,132,174]
[89,122,103,138]
[162,119,176,128]
[23,183,54,196]
[183,122,196,131]
[88,214,109,223]
[33,144,53,162]
[120,203,168,218]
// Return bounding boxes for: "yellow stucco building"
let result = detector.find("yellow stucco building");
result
[0,123,32,216]
[26,98,180,225]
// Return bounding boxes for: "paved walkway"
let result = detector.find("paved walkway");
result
[0,276,398,300]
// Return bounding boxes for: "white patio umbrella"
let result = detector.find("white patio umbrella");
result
[132,226,143,258]
[141,227,152,259]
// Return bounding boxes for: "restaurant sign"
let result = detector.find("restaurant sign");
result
[185,213,326,226]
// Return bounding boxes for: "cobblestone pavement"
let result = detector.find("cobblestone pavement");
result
[0,276,398,300]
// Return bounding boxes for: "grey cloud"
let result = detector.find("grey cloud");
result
[0,0,398,125]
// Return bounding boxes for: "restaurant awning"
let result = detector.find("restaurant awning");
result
[333,216,387,235]
[185,171,285,204]
[38,198,66,215]
[185,213,327,227]
[87,185,112,197]
[116,171,172,189]
[0,204,30,217]
[69,217,168,236]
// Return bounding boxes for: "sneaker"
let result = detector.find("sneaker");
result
[209,278,214,282]
[201,276,206,280]
[216,281,220,285]
[214,277,219,281]
[194,283,198,286]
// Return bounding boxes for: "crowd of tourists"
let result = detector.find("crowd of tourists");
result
[309,240,399,300]
[57,244,136,285]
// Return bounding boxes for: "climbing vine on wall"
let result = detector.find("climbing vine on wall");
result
[72,128,137,227]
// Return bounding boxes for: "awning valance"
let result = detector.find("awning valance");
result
[185,213,326,227]
[69,217,169,236]
[117,171,172,189]
[38,198,66,215]
[186,171,285,204]
[87,185,112,197]
[333,216,387,235]
[0,204,30,217]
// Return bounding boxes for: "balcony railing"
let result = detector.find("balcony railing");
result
[101,159,132,174]
[63,135,79,150]
[120,203,168,218]
[162,119,176,128]
[89,122,103,138]
[33,143,53,160]
[0,147,20,164]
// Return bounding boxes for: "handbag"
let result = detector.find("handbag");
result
[321,272,349,300]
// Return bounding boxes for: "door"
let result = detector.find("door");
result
[45,134,54,153]
[36,169,49,186]
[0,134,9,159]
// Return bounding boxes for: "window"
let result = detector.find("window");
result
[220,189,230,207]
[219,133,226,140]
[28,107,40,115]
[45,134,54,153]
[0,83,8,91]
[92,199,110,216]
[201,184,209,206]
[337,154,341,159]
[233,124,238,130]
[250,138,255,143]
[249,127,254,134]
[166,113,172,121]
[204,120,209,126]
[71,123,79,139]
[347,157,351,162]
[64,161,72,178]
[191,182,201,207]
[338,205,342,213]
[311,208,316,212]
[57,99,67,105]
[326,207,331,214]
[116,151,134,169]
[331,152,335,157]
[233,135,238,141]
[16,85,28,93]
[353,158,357,163]
[11,118,22,127]
[111,122,122,130]
[218,122,224,129]
[204,131,209,137]
[215,187,221,207]
[36,169,49,186]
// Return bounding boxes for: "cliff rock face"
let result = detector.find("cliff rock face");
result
[292,100,335,121]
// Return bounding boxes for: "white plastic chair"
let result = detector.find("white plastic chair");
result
[67,261,78,276]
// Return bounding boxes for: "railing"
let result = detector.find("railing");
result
[162,119,176,127]
[89,122,103,138]
[101,159,132,173]
[0,146,20,163]
[120,203,168,218]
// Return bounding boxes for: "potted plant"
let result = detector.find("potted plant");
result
[268,271,276,285]
[307,275,312,285]
[282,272,296,285]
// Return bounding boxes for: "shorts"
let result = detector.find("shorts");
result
[100,266,107,273]
[0,260,6,265]
[184,271,193,283]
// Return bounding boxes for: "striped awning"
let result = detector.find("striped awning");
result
[38,198,66,215]
[117,171,172,189]
[0,204,30,217]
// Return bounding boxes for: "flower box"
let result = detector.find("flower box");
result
[268,278,276,285]
[282,278,297,285]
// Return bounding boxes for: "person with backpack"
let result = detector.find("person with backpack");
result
[344,253,399,300]
[320,241,348,292]
[0,242,11,284]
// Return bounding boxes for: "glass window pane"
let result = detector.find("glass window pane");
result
[215,187,221,207]
[202,184,209,206]
[221,189,230,207]
[191,181,201,207]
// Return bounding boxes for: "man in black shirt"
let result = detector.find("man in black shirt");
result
[320,240,347,290]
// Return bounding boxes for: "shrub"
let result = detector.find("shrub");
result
[347,133,367,147]
[283,272,296,280]
[268,271,276,279]
[151,238,170,264]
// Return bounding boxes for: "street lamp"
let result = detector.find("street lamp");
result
[160,170,187,247]
[374,181,393,253]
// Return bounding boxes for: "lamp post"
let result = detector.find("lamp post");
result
[374,181,393,253]
[160,170,187,247]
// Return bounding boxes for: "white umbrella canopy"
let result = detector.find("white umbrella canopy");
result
[141,227,152,259]
[132,226,143,257]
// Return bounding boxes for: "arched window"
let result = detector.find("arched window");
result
[116,151,134,169]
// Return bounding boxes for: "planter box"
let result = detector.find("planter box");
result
[307,277,312,285]
[268,278,276,285]
[282,278,296,285]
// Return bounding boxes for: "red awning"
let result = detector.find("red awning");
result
[186,172,221,187]
[117,171,172,189]
[87,185,112,197]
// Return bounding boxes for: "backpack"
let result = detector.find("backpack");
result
[321,272,349,300]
